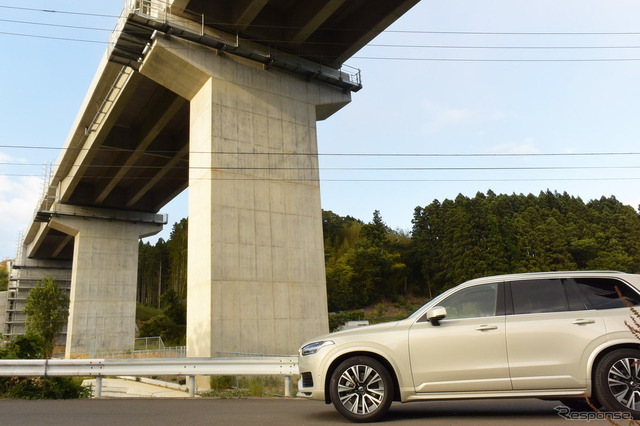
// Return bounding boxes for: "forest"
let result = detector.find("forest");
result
[136,190,640,338]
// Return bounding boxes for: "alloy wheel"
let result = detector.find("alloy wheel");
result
[607,357,640,410]
[336,364,385,415]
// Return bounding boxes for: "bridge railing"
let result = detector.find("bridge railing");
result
[341,64,362,87]
[129,0,205,35]
[109,0,362,91]
[0,356,299,398]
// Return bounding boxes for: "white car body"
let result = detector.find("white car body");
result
[298,271,640,421]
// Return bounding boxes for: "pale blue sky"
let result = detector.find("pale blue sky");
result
[2,0,640,259]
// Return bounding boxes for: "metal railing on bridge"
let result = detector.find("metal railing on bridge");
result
[96,337,186,359]
[108,0,362,91]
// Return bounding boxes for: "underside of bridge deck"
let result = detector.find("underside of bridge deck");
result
[170,0,420,68]
[62,76,189,213]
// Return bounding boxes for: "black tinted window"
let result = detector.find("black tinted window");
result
[510,279,568,314]
[565,280,588,311]
[574,278,640,309]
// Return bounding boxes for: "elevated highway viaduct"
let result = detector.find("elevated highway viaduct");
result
[9,0,420,358]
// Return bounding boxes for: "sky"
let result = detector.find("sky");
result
[3,0,640,260]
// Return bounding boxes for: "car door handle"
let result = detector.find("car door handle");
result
[572,319,596,325]
[476,325,498,331]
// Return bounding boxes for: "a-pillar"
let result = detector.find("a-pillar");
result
[140,36,351,356]
[49,208,162,358]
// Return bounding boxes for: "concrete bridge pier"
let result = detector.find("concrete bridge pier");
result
[47,205,163,358]
[140,36,351,356]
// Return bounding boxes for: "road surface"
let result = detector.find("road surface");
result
[0,397,614,425]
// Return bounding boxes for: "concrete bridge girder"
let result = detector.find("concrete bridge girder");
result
[139,35,351,356]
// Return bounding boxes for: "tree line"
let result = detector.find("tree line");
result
[411,190,640,299]
[136,190,640,315]
[137,218,187,308]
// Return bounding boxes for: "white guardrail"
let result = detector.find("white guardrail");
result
[0,357,299,398]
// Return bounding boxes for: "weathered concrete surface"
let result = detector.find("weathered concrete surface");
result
[48,206,162,358]
[141,36,350,356]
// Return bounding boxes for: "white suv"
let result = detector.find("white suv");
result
[298,271,640,422]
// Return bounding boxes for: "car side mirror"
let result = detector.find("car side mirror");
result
[426,306,447,326]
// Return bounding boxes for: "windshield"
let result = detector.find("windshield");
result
[406,286,459,320]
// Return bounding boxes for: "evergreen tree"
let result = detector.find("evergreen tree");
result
[0,261,8,291]
[23,276,69,358]
[412,191,640,296]
[167,218,188,297]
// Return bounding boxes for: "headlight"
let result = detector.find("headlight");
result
[300,340,334,356]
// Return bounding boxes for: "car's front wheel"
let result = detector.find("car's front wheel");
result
[594,348,640,418]
[329,356,393,422]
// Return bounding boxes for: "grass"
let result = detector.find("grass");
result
[202,375,297,398]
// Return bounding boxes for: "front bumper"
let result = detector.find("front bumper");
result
[297,373,326,400]
[297,353,329,401]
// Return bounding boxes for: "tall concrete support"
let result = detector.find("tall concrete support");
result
[141,36,351,356]
[48,206,162,358]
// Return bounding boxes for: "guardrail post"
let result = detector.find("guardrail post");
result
[284,375,292,398]
[96,376,103,398]
[188,376,196,397]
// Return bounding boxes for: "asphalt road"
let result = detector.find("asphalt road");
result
[0,397,615,425]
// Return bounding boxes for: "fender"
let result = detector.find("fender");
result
[585,335,640,396]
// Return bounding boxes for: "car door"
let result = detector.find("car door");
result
[408,282,511,393]
[505,278,607,390]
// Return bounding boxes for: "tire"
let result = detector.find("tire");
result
[329,356,393,423]
[594,348,640,418]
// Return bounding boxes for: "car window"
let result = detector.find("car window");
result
[510,279,569,315]
[573,278,640,309]
[438,283,498,320]
[565,279,588,311]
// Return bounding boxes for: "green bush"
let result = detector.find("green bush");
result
[205,376,288,398]
[247,378,264,397]
[328,310,365,331]
[0,335,90,399]
[138,315,185,346]
[136,303,163,322]
[0,377,90,399]
[210,375,233,390]
[238,376,285,397]
[0,334,44,359]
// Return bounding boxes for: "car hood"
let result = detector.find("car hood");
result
[301,321,401,347]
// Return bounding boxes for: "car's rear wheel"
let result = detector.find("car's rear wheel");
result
[329,356,393,422]
[594,348,640,418]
